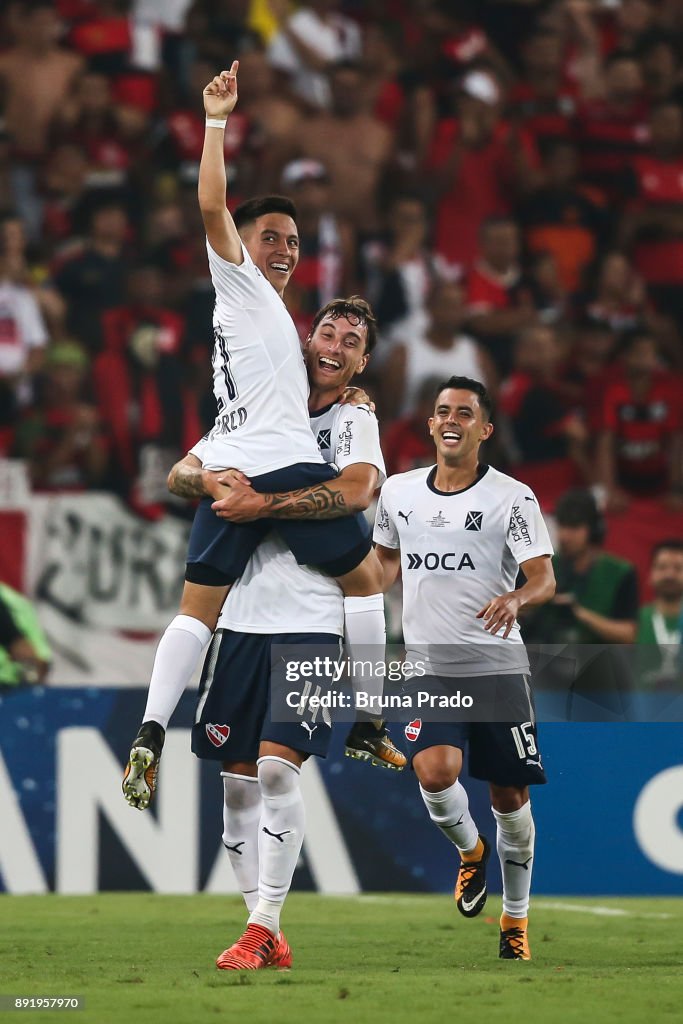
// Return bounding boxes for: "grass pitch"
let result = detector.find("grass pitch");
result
[1,894,682,1024]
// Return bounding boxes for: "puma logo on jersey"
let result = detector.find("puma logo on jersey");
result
[406,552,475,571]
[398,510,413,525]
[301,721,317,738]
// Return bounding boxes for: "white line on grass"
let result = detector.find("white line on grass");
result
[322,895,676,919]
[535,901,674,920]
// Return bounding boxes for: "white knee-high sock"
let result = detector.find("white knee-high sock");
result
[419,780,479,853]
[493,801,535,918]
[248,756,305,936]
[344,594,386,718]
[221,772,261,914]
[143,614,212,729]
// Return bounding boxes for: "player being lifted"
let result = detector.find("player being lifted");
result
[374,376,555,961]
[123,62,402,808]
[164,295,388,970]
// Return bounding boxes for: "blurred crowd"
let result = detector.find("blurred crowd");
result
[0,0,682,689]
[0,0,682,524]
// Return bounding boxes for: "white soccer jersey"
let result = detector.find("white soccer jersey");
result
[373,464,553,676]
[309,401,386,486]
[200,240,324,475]
[193,402,384,634]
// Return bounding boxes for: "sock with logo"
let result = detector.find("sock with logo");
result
[493,801,535,918]
[248,756,305,936]
[344,595,386,723]
[143,615,212,729]
[221,772,261,913]
[419,780,479,854]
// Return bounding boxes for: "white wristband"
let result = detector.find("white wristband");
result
[205,117,227,129]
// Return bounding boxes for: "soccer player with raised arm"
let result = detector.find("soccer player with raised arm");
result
[373,376,556,961]
[161,297,391,971]
[123,65,392,801]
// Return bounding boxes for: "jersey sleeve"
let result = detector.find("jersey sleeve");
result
[334,405,386,484]
[188,436,208,461]
[206,239,265,309]
[505,488,554,565]
[373,484,399,549]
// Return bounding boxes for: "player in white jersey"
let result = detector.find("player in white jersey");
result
[373,376,556,961]
[122,66,388,801]
[154,300,393,971]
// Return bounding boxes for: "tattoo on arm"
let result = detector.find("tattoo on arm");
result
[168,466,207,499]
[263,482,349,520]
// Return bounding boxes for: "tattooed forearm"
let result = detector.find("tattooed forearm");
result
[168,465,207,499]
[263,482,350,519]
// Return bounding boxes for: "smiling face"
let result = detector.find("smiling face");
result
[305,314,369,391]
[241,213,299,295]
[429,388,493,465]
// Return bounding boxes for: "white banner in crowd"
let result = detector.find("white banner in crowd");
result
[26,495,190,686]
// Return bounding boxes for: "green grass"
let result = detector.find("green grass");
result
[1,894,682,1024]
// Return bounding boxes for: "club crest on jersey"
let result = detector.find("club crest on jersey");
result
[405,718,422,742]
[429,511,449,528]
[206,723,230,747]
[316,428,332,450]
[465,511,483,531]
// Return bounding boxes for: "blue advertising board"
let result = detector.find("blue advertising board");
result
[1,688,682,895]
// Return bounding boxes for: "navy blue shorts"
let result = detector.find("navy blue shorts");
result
[192,630,341,762]
[401,674,547,788]
[186,462,372,585]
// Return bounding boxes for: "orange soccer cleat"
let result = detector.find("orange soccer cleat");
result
[215,923,280,971]
[499,915,531,960]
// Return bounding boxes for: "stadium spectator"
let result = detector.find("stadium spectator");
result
[289,59,394,230]
[381,377,440,480]
[92,262,200,518]
[12,339,107,492]
[424,69,540,275]
[279,158,355,337]
[621,100,683,332]
[517,138,605,293]
[363,193,435,342]
[574,52,649,203]
[267,0,362,111]
[382,278,494,419]
[464,216,537,374]
[524,489,638,646]
[636,539,683,687]
[560,317,618,425]
[0,237,49,453]
[499,323,587,503]
[636,33,682,104]
[507,27,578,150]
[596,330,683,511]
[579,250,651,333]
[52,200,129,353]
[0,580,50,688]
[0,0,84,235]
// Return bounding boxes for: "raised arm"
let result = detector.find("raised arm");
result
[199,62,243,263]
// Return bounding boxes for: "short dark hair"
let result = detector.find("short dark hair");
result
[435,376,493,421]
[232,195,297,232]
[652,538,683,561]
[310,296,378,353]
